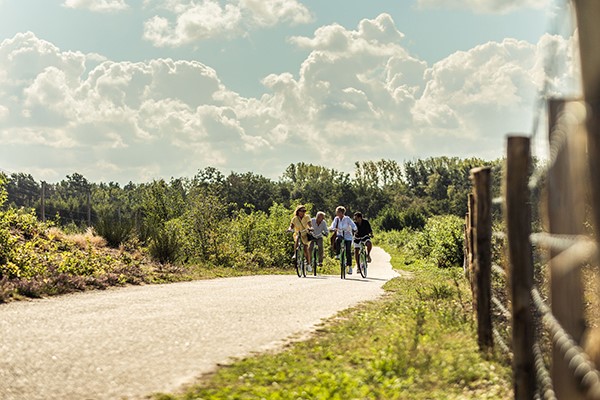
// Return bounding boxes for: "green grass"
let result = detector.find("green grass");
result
[153,246,511,400]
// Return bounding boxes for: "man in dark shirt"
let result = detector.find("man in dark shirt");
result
[353,212,373,268]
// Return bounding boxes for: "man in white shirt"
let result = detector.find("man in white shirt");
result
[310,211,329,268]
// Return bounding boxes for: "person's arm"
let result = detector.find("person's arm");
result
[349,217,357,232]
[366,220,373,236]
[329,217,338,231]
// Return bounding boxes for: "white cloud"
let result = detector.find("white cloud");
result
[0,105,8,121]
[0,15,579,183]
[416,0,550,14]
[142,0,312,47]
[63,0,129,12]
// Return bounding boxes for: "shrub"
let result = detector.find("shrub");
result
[148,219,183,264]
[94,211,132,248]
[420,215,464,268]
[375,207,427,231]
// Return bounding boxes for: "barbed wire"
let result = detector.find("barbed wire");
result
[493,327,512,356]
[492,295,511,320]
[531,287,600,399]
[533,340,557,400]
[492,263,506,278]
[529,232,589,252]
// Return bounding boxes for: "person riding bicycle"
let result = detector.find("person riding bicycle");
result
[288,205,313,267]
[353,211,373,269]
[330,206,357,274]
[310,211,329,268]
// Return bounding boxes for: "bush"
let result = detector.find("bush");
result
[375,207,427,231]
[148,219,183,264]
[418,215,464,268]
[94,211,133,248]
[377,215,464,269]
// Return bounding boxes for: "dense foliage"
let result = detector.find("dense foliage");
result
[0,156,501,301]
[5,157,502,234]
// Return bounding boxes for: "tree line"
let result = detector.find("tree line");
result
[5,157,502,228]
[2,157,502,266]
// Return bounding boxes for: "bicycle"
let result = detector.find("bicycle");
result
[354,235,371,278]
[334,227,353,279]
[290,228,312,278]
[309,234,322,277]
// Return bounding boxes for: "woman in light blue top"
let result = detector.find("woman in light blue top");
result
[329,206,357,274]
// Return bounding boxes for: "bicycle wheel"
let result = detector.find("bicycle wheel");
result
[340,249,346,279]
[311,245,318,276]
[295,248,304,278]
[359,250,368,278]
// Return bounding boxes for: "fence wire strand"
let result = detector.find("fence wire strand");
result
[492,295,511,320]
[531,287,600,399]
[492,263,506,278]
[493,327,512,357]
[533,340,557,400]
[530,232,590,252]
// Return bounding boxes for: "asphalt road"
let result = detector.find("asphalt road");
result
[0,247,398,400]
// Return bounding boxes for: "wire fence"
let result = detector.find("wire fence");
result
[465,97,600,399]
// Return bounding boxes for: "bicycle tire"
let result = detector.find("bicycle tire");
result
[340,249,346,279]
[359,250,367,278]
[295,248,304,278]
[311,245,318,276]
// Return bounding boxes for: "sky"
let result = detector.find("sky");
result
[0,0,581,184]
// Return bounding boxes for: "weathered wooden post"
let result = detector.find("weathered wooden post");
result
[505,136,535,400]
[468,193,475,289]
[547,98,586,400]
[471,167,493,352]
[464,212,470,278]
[573,0,600,243]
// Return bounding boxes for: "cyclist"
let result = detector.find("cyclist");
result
[288,205,313,267]
[310,211,329,268]
[353,211,373,269]
[330,206,357,274]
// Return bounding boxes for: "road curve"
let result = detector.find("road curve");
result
[0,247,398,400]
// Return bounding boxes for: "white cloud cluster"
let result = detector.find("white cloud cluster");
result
[0,14,579,183]
[142,0,312,47]
[63,0,129,12]
[416,0,549,14]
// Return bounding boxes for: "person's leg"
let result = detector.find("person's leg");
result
[304,243,311,265]
[317,237,324,265]
[366,240,373,262]
[292,235,299,259]
[345,240,353,273]
[354,245,360,268]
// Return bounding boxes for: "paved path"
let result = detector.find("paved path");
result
[0,247,397,400]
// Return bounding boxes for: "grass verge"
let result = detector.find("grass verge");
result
[153,246,511,400]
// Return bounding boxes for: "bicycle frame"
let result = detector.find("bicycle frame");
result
[355,237,369,278]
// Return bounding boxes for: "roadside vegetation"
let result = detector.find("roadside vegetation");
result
[0,157,502,303]
[153,227,511,400]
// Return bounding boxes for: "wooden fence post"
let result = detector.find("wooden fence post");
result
[464,213,470,278]
[547,98,586,400]
[467,194,475,289]
[471,167,493,352]
[573,0,600,244]
[505,136,535,400]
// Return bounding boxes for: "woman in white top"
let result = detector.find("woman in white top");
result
[329,206,357,274]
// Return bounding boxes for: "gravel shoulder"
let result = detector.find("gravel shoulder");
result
[0,247,397,400]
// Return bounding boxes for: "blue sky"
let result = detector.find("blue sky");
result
[0,0,578,183]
